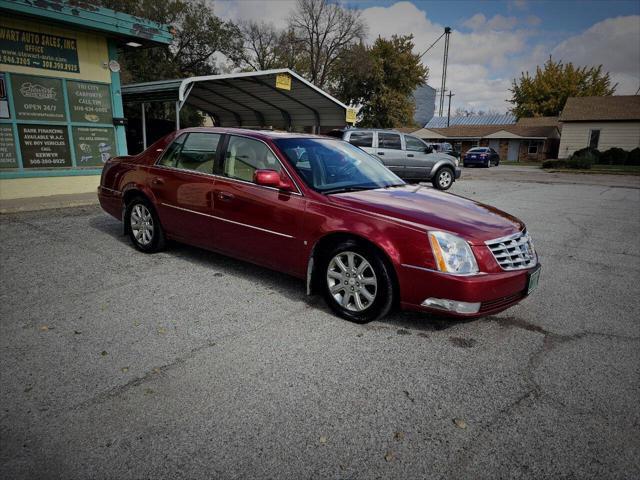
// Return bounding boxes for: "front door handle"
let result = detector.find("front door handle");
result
[151,177,165,186]
[377,152,385,155]
[407,154,414,157]
[217,192,234,202]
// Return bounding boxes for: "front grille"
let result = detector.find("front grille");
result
[486,230,537,271]
[480,292,525,313]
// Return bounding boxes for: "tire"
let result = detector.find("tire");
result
[320,240,394,323]
[486,159,491,168]
[432,167,454,191]
[125,197,166,253]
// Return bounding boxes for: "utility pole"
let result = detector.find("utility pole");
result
[438,27,452,117]
[447,91,455,127]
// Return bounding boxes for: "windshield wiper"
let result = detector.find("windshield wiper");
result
[321,186,376,195]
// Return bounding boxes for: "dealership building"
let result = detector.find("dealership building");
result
[0,0,172,201]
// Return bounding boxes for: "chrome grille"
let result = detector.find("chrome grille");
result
[486,230,537,271]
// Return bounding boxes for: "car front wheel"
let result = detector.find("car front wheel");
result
[321,242,394,323]
[432,167,454,190]
[126,197,165,253]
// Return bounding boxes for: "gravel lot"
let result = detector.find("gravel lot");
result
[1,167,639,479]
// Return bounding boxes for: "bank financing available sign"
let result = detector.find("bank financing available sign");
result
[0,27,79,73]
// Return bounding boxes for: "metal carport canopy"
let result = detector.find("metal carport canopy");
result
[122,69,351,130]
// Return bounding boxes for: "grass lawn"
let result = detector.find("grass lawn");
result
[547,165,640,175]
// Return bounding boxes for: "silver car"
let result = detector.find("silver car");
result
[330,128,461,190]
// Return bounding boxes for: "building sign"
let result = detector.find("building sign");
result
[0,125,18,168]
[345,108,357,124]
[72,126,116,166]
[0,73,9,119]
[11,74,66,121]
[275,73,291,91]
[18,124,71,168]
[0,26,79,73]
[67,81,112,124]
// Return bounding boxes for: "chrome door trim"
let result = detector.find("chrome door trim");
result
[160,202,295,239]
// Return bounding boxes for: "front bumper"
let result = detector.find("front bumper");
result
[398,263,540,318]
[454,167,462,179]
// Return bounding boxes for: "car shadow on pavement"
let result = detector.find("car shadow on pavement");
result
[89,214,479,332]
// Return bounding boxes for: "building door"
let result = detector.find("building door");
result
[507,140,520,161]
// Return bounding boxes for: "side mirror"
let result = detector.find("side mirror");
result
[254,169,295,191]
[424,146,434,154]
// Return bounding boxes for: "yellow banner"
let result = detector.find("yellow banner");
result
[275,73,291,90]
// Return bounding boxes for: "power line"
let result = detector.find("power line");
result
[418,31,446,59]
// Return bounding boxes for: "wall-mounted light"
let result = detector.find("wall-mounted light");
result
[126,42,142,48]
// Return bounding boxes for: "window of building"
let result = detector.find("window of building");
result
[377,132,402,150]
[348,131,373,148]
[528,141,541,155]
[589,129,600,150]
[405,135,428,152]
[224,135,281,183]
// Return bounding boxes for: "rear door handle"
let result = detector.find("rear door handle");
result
[217,192,234,202]
[377,152,385,155]
[407,154,414,157]
[151,177,165,185]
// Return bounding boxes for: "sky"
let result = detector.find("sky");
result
[214,0,640,114]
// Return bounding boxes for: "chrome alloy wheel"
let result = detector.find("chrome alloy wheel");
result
[438,169,453,189]
[130,204,154,246]
[326,251,377,312]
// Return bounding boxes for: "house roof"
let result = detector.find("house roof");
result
[420,123,559,140]
[559,96,640,122]
[516,116,559,127]
[425,114,516,128]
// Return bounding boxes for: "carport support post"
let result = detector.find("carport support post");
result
[175,101,181,130]
[141,102,147,150]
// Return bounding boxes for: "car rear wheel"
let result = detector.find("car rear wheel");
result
[126,197,165,253]
[432,167,454,190]
[321,241,394,323]
[486,159,491,168]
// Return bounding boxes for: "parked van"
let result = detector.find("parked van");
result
[328,128,461,190]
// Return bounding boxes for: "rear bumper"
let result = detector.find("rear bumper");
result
[97,186,122,221]
[463,157,488,165]
[398,263,539,318]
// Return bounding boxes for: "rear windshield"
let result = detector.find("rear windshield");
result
[468,147,488,153]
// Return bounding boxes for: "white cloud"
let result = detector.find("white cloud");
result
[552,16,640,94]
[215,1,640,116]
[213,0,294,29]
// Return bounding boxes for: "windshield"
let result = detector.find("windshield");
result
[274,138,404,194]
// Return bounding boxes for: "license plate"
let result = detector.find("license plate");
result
[527,266,541,295]
[471,155,476,159]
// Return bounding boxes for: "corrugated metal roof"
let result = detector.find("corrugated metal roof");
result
[122,69,350,129]
[425,114,517,128]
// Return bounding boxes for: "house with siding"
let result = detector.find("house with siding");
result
[411,115,560,162]
[557,96,640,158]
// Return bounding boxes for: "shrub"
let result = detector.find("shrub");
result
[567,151,596,169]
[542,159,568,169]
[599,147,628,165]
[627,148,640,166]
[573,147,601,163]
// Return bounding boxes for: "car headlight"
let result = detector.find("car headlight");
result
[428,231,478,275]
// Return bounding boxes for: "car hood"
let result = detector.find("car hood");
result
[327,185,524,244]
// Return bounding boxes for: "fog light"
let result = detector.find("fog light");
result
[421,298,480,314]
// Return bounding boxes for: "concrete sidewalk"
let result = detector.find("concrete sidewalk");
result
[0,192,98,214]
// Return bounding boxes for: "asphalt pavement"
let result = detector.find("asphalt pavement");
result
[1,166,638,479]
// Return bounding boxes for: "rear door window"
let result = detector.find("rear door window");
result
[378,133,402,150]
[157,134,186,167]
[175,133,221,174]
[348,131,373,148]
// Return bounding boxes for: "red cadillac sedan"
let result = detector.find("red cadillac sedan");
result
[98,128,540,323]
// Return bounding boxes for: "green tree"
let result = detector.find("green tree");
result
[98,0,242,126]
[509,57,617,118]
[334,35,428,127]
